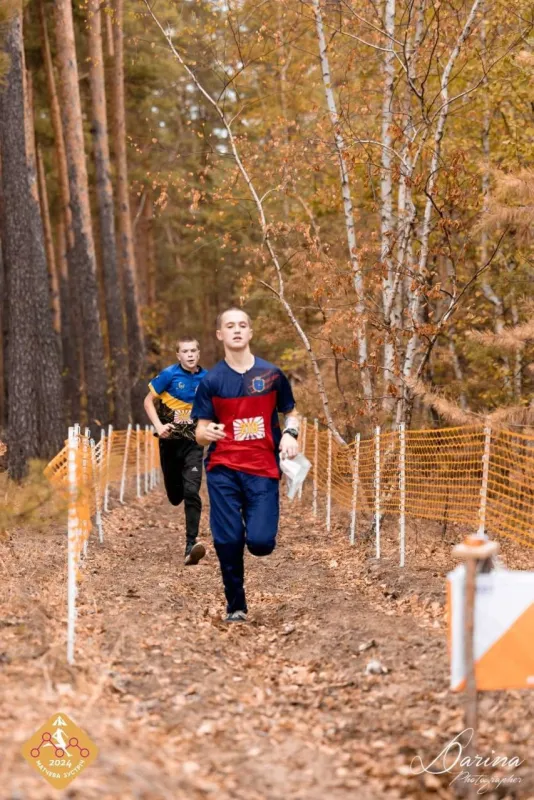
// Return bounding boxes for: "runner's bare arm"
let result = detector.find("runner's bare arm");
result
[143,392,173,439]
[195,419,227,446]
[280,408,300,459]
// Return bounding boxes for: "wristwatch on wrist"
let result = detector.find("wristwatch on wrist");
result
[282,427,299,440]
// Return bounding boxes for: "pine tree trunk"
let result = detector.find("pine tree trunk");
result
[111,0,146,422]
[143,189,156,307]
[36,144,61,334]
[0,11,39,478]
[0,232,6,433]
[88,0,130,429]
[54,0,109,430]
[23,67,65,458]
[38,0,81,422]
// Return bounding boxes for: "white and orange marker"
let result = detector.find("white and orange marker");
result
[448,537,534,691]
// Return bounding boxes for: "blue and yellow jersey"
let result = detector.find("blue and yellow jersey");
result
[149,363,207,440]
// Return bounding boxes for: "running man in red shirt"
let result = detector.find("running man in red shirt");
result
[192,308,300,622]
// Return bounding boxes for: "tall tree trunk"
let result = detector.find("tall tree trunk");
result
[111,0,146,422]
[54,0,109,430]
[88,0,130,428]
[0,230,6,433]
[36,144,60,334]
[0,10,39,478]
[312,0,373,409]
[399,0,483,425]
[381,0,397,413]
[24,68,65,458]
[143,189,156,308]
[103,1,114,58]
[38,0,81,422]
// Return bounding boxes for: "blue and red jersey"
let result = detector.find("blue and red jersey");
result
[192,357,296,479]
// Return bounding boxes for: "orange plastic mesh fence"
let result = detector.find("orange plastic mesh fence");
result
[44,428,161,575]
[302,423,534,549]
[45,422,534,553]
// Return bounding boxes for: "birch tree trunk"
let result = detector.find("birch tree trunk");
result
[112,0,146,422]
[312,0,373,408]
[398,0,483,424]
[54,0,109,429]
[380,0,397,413]
[88,0,131,428]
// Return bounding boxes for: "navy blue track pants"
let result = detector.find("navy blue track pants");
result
[206,465,280,613]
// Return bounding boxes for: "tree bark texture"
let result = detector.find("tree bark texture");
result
[39,0,81,421]
[36,144,60,334]
[88,0,130,428]
[54,0,109,429]
[0,11,40,478]
[112,0,146,422]
[23,69,65,457]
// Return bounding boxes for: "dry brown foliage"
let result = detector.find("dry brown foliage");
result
[407,378,477,426]
[482,168,534,239]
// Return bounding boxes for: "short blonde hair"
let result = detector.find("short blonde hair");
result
[216,308,252,330]
[175,336,199,351]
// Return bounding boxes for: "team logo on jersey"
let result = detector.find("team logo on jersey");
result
[174,408,192,423]
[249,371,277,394]
[178,382,185,389]
[233,416,265,440]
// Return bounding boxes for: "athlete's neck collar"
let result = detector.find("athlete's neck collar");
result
[177,362,201,374]
[224,354,255,375]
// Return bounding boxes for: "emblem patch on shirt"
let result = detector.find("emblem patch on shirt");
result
[174,408,192,423]
[248,371,277,394]
[233,416,265,440]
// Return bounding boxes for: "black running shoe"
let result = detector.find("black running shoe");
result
[225,610,247,623]
[184,541,206,566]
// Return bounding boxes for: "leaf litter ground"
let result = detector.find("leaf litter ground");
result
[0,487,533,799]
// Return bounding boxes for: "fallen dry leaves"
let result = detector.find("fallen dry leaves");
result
[0,487,533,799]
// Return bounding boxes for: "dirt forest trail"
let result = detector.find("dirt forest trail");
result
[1,488,533,799]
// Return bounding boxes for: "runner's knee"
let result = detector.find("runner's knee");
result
[246,538,276,557]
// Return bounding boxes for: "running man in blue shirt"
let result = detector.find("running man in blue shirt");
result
[192,309,300,621]
[144,337,208,566]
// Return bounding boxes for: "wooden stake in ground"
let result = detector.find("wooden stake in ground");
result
[452,536,499,800]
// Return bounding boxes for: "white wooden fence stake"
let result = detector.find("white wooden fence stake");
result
[90,437,103,544]
[104,424,113,512]
[136,423,141,498]
[98,428,105,540]
[477,425,492,539]
[298,417,307,501]
[375,426,381,559]
[144,425,149,494]
[326,427,332,532]
[150,426,156,489]
[67,427,78,665]
[350,433,360,545]
[312,419,319,518]
[119,423,132,504]
[82,428,90,557]
[399,423,406,567]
